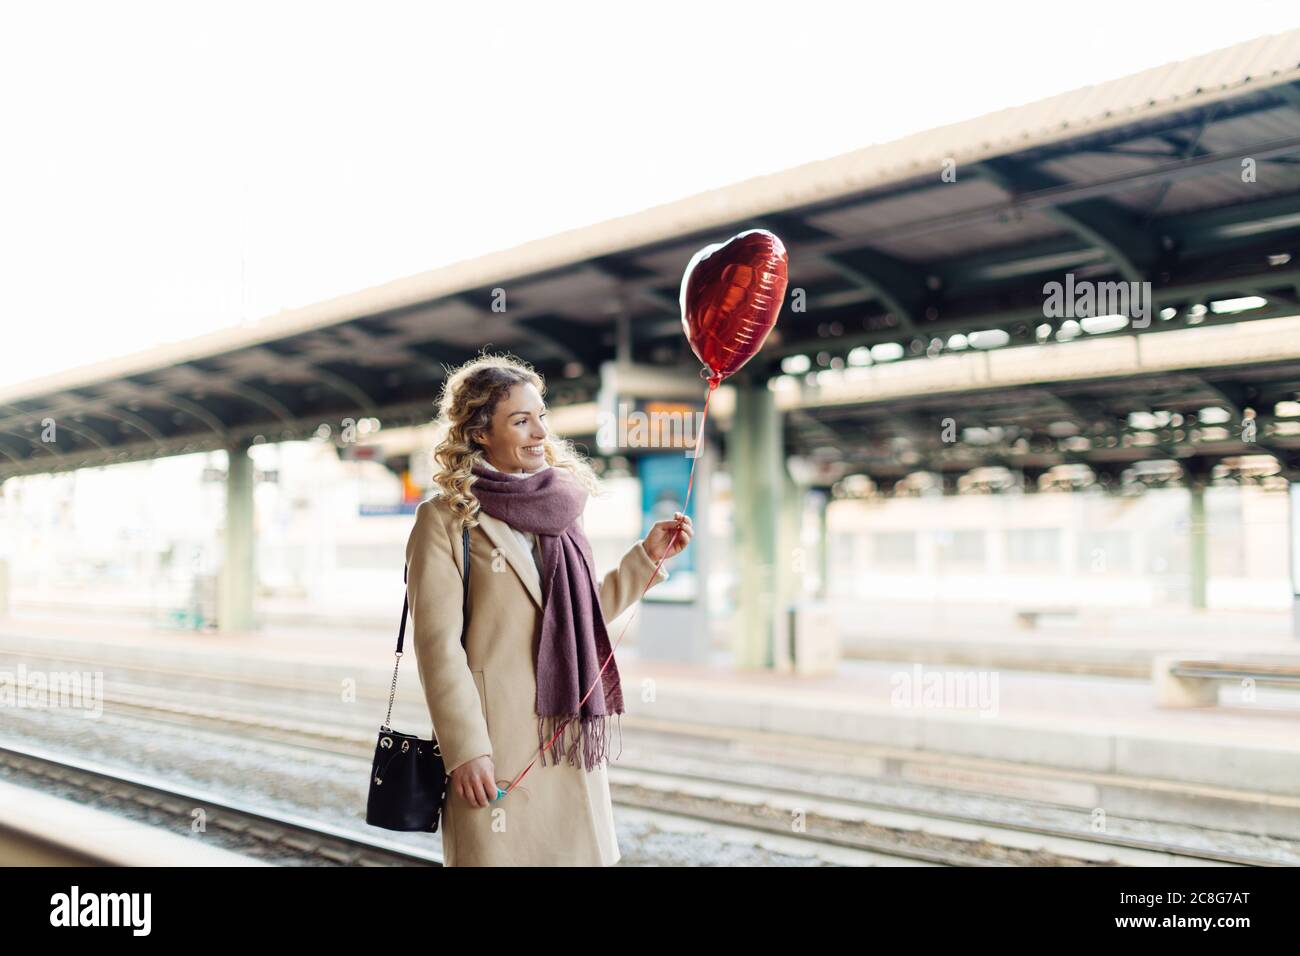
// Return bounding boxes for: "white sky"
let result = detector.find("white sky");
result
[1,0,1297,389]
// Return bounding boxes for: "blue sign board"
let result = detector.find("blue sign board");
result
[639,453,697,601]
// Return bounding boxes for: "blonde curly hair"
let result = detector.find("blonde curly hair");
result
[431,351,602,531]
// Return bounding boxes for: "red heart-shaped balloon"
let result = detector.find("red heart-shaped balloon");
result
[680,228,789,385]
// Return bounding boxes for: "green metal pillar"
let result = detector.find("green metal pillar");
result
[1289,480,1300,639]
[1189,477,1208,611]
[777,462,805,669]
[731,378,781,670]
[779,463,804,605]
[816,490,830,599]
[219,440,256,632]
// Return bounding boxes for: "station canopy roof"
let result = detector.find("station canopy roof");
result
[3,30,1300,486]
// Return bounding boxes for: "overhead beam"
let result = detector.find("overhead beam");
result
[762,266,1300,366]
[0,396,474,480]
[973,157,1159,283]
[1194,376,1300,479]
[820,251,925,332]
[1272,81,1300,111]
[516,314,607,368]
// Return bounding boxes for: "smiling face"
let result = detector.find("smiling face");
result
[475,382,549,474]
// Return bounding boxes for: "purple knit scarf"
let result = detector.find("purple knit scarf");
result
[468,460,624,771]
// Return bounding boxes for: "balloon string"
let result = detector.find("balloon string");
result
[499,373,720,796]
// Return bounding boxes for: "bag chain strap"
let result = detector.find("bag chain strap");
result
[381,523,471,732]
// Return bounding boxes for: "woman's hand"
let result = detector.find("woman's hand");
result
[449,754,498,809]
[643,511,694,562]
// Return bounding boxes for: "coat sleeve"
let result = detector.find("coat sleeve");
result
[596,528,670,624]
[405,499,493,775]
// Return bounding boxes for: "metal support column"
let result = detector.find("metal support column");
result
[775,462,804,670]
[730,378,781,670]
[1189,476,1208,611]
[218,440,256,632]
[1290,481,1300,638]
[815,489,830,600]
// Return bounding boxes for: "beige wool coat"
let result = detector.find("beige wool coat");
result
[404,491,668,866]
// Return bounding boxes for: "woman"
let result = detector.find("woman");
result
[405,354,694,866]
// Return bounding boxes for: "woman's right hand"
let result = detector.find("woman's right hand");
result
[449,754,497,808]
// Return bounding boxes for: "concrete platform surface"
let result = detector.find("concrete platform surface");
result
[2,611,1297,799]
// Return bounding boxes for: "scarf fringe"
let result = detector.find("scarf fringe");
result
[536,712,623,771]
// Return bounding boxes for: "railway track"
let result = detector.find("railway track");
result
[0,740,442,866]
[5,663,1293,865]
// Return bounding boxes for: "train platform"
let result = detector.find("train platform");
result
[2,609,1298,803]
[11,589,1299,677]
[0,776,264,866]
[844,603,1300,677]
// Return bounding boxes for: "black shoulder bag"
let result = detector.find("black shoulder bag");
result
[365,525,470,832]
